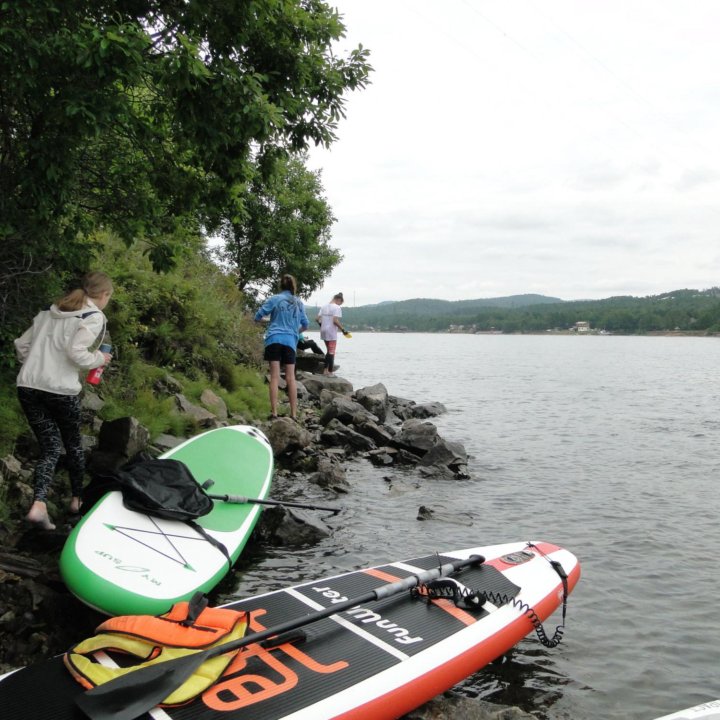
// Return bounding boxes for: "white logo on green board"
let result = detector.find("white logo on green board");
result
[94,549,162,586]
[103,522,198,572]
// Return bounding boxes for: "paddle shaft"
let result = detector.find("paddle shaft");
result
[209,493,339,514]
[76,554,484,720]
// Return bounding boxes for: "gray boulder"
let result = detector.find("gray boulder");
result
[411,401,447,419]
[388,395,417,421]
[318,388,348,410]
[174,394,217,426]
[90,416,151,473]
[354,383,389,422]
[393,418,440,454]
[97,417,150,458]
[295,354,325,374]
[260,505,331,546]
[0,455,22,481]
[152,433,187,453]
[319,396,378,426]
[200,389,228,420]
[368,448,397,466]
[153,373,183,396]
[320,419,376,452]
[295,380,311,400]
[302,374,353,399]
[415,504,475,525]
[308,457,350,493]
[266,418,314,456]
[353,418,394,446]
[80,390,105,413]
[419,438,469,477]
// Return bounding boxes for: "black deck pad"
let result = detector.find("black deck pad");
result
[0,555,523,720]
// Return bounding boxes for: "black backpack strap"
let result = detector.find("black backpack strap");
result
[41,307,98,319]
[187,520,232,571]
[76,309,107,349]
[181,592,210,626]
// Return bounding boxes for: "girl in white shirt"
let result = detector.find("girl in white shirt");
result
[14,272,114,529]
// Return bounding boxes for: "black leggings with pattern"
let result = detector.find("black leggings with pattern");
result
[17,387,85,502]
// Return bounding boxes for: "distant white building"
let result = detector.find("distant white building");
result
[574,321,590,333]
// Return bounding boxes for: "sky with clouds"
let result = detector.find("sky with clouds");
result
[306,0,720,307]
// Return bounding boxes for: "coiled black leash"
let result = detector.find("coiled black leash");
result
[413,542,570,648]
[525,541,568,647]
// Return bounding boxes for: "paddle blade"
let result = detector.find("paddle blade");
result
[75,649,210,720]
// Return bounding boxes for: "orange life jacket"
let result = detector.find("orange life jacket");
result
[64,596,248,707]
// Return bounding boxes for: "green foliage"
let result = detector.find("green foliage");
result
[219,154,342,301]
[182,368,269,419]
[92,232,271,430]
[0,368,26,456]
[0,0,372,350]
[97,364,269,441]
[100,389,192,439]
[96,233,264,378]
[0,0,374,457]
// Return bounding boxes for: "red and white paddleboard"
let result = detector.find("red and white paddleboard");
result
[0,540,580,720]
[653,699,720,720]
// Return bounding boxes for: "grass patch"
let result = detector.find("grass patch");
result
[99,359,269,439]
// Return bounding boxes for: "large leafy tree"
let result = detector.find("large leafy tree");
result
[0,0,370,341]
[218,154,340,301]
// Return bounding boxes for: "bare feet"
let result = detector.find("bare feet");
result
[26,501,56,530]
[70,496,82,514]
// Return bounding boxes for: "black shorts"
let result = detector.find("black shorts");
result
[264,343,296,365]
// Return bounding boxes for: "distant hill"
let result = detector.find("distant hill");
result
[341,294,562,330]
[354,294,562,314]
[307,294,561,328]
[306,288,720,334]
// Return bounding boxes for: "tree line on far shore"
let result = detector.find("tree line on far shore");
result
[339,289,720,334]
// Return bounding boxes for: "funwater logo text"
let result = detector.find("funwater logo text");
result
[312,586,424,645]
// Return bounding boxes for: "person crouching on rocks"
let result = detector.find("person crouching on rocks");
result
[254,274,309,421]
[297,332,323,355]
[14,271,114,530]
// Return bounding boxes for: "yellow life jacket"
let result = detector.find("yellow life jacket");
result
[64,596,248,707]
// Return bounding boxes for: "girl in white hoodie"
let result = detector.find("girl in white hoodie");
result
[14,272,114,529]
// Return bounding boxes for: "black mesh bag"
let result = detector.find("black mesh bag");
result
[114,456,213,521]
[84,453,230,567]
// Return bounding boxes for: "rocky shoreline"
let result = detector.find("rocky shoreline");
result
[0,365,537,719]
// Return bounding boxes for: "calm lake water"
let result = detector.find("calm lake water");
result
[227,332,720,720]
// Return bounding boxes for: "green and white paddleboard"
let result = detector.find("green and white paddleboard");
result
[60,425,273,617]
